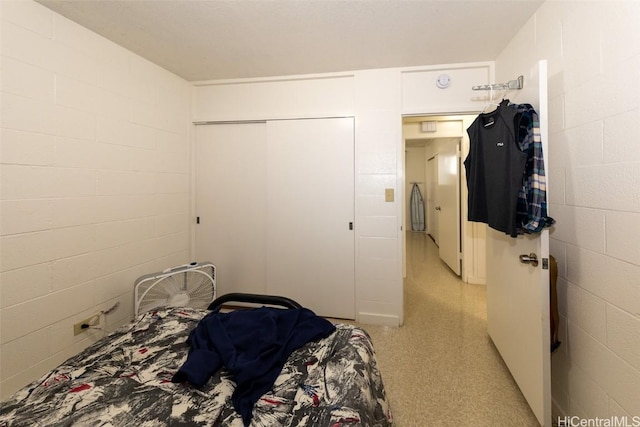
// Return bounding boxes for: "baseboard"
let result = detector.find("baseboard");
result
[466,276,486,285]
[357,312,400,327]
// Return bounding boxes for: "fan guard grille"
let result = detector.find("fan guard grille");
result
[134,262,216,316]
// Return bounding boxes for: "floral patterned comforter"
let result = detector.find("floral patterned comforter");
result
[0,307,392,426]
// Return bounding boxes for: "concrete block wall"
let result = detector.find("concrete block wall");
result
[496,0,640,418]
[0,0,192,399]
[3,0,639,418]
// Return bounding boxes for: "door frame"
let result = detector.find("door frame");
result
[401,114,481,284]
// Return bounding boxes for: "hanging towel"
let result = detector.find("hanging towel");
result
[410,183,425,232]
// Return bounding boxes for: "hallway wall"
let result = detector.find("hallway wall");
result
[496,1,640,418]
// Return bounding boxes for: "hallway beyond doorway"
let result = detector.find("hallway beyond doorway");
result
[358,232,539,426]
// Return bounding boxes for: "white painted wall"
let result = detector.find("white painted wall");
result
[192,70,406,326]
[0,1,491,399]
[0,0,192,399]
[192,65,491,328]
[5,0,637,419]
[2,0,597,415]
[496,1,640,419]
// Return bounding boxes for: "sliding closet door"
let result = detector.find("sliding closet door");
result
[195,123,268,296]
[266,118,355,319]
[195,118,355,319]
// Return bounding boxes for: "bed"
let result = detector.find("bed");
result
[0,293,392,426]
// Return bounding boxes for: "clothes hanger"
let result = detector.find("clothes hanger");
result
[481,86,510,114]
[481,86,501,114]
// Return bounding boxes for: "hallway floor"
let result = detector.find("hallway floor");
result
[359,232,540,426]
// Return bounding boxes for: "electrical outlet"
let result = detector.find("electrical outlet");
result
[73,313,101,336]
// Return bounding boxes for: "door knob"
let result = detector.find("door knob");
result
[435,206,441,211]
[519,253,539,267]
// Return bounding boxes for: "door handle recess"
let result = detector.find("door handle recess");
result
[519,253,539,267]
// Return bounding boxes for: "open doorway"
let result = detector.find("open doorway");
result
[402,114,485,284]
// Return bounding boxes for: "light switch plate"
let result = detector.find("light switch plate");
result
[385,188,394,202]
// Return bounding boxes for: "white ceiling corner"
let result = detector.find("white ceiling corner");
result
[35,0,544,82]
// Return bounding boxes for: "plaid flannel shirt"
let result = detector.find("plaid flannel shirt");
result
[511,103,554,234]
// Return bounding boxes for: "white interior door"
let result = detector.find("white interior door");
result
[427,155,439,244]
[266,118,355,319]
[437,139,461,275]
[195,123,268,296]
[486,60,551,426]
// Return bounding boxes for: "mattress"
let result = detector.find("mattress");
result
[0,307,392,426]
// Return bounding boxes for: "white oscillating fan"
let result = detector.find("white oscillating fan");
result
[134,262,216,316]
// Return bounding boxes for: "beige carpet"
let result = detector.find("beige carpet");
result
[354,232,540,426]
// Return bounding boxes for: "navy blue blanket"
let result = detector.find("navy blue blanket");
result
[172,306,336,426]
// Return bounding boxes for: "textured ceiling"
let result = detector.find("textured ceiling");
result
[36,0,543,82]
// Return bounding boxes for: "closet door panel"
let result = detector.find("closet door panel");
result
[266,118,355,319]
[195,123,268,296]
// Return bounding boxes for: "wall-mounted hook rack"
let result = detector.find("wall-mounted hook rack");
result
[472,75,524,91]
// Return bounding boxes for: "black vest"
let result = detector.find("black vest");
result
[465,103,526,237]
